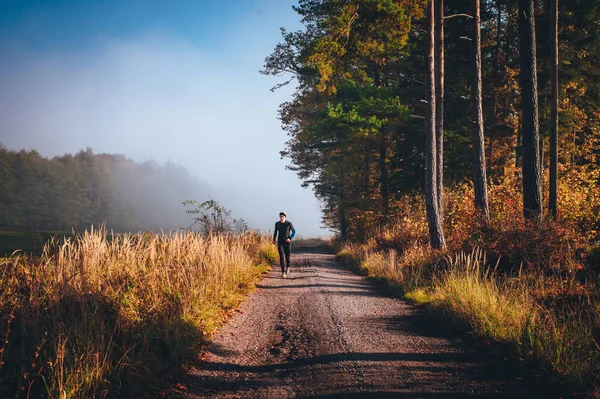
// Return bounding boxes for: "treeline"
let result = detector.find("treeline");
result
[263,0,600,242]
[0,145,208,232]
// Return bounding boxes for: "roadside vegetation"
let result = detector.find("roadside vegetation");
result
[337,171,600,397]
[264,1,600,396]
[0,227,277,398]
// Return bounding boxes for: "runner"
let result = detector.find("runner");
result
[272,211,296,278]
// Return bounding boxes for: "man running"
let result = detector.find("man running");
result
[272,211,296,278]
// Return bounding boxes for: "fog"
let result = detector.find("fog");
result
[109,157,214,232]
[0,12,329,236]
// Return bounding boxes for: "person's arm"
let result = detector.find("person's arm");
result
[290,228,296,240]
[273,223,278,242]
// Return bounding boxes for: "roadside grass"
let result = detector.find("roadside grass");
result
[338,243,600,396]
[336,178,600,396]
[0,227,274,398]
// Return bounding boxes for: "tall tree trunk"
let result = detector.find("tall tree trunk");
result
[515,129,522,169]
[339,169,348,241]
[489,0,503,173]
[506,5,520,170]
[372,66,390,222]
[549,0,559,218]
[471,0,490,222]
[379,128,390,220]
[426,0,446,249]
[363,149,371,197]
[435,0,445,214]
[518,0,543,221]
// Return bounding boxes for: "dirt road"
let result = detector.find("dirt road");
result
[171,252,568,398]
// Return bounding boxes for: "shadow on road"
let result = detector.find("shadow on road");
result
[184,347,564,398]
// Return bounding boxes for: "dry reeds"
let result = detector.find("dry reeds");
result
[0,227,273,398]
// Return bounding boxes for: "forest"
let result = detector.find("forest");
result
[262,0,599,245]
[0,145,208,232]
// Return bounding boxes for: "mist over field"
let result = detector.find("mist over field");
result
[109,158,213,232]
[0,145,232,233]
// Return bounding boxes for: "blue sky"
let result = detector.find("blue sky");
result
[0,0,330,236]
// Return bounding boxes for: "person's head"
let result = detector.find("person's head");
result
[279,212,286,222]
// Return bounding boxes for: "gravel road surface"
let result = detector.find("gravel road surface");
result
[171,252,569,398]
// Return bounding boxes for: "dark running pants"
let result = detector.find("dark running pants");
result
[277,242,291,272]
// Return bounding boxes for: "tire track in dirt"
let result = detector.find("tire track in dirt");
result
[169,253,570,398]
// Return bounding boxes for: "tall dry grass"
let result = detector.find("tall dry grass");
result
[340,243,600,393]
[436,249,599,390]
[0,227,276,398]
[338,241,436,295]
[337,176,600,395]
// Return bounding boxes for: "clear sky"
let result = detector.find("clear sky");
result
[0,0,330,237]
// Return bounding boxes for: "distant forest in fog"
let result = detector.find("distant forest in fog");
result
[0,144,210,232]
